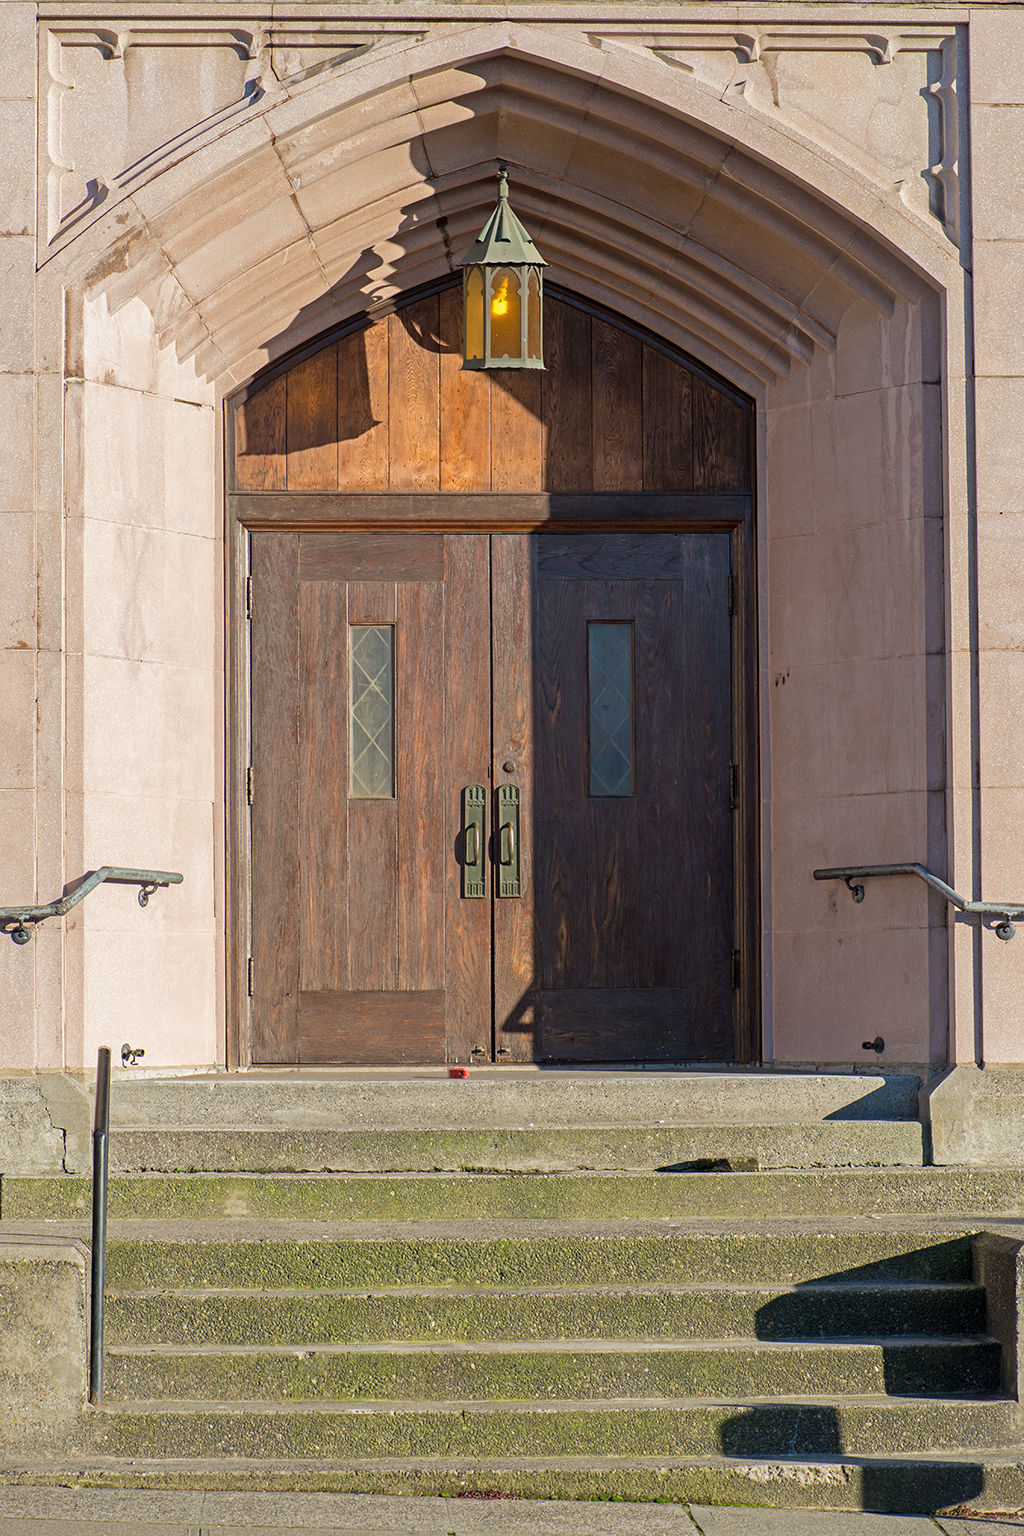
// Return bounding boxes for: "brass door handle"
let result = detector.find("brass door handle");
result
[462,785,486,899]
[497,784,521,898]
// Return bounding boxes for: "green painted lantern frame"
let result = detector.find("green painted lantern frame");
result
[459,167,547,371]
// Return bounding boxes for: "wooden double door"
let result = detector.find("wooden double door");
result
[250,525,738,1065]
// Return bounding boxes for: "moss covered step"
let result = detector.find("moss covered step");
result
[102,1338,1002,1402]
[88,1395,1023,1461]
[8,1169,1024,1222]
[102,1228,977,1291]
[20,1449,1024,1512]
[108,1123,925,1174]
[103,1279,986,1348]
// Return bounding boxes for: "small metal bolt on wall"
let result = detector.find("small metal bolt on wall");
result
[459,165,547,371]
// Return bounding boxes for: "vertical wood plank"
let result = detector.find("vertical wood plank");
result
[287,346,339,490]
[642,346,693,492]
[439,284,491,491]
[234,375,286,490]
[582,580,638,988]
[592,320,643,492]
[542,301,593,492]
[491,373,543,491]
[388,298,440,490]
[250,533,300,1062]
[492,534,537,1061]
[337,323,389,491]
[534,575,588,991]
[397,578,445,991]
[678,535,735,1053]
[444,535,492,1061]
[347,581,398,991]
[693,377,751,493]
[634,574,685,993]
[299,581,348,992]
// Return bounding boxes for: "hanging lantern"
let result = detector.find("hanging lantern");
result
[459,166,546,370]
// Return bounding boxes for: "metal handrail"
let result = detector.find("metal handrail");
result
[813,862,1024,940]
[0,867,183,944]
[89,1046,111,1405]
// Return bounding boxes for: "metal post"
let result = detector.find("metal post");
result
[89,1045,111,1405]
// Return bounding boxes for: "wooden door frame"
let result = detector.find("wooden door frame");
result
[224,299,761,1070]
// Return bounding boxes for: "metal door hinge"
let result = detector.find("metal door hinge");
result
[247,767,254,805]
[731,949,741,991]
[246,576,253,619]
[729,762,738,810]
[727,572,735,615]
[247,957,254,997]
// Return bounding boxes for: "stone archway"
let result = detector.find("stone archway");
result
[45,25,956,1072]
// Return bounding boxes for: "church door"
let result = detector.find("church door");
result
[250,527,735,1064]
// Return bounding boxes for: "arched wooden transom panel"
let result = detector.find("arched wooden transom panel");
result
[233,286,751,496]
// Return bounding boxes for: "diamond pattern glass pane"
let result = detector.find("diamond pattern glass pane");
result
[350,625,394,799]
[589,622,634,797]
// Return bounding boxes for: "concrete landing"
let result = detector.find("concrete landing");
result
[105,1071,922,1129]
[0,1489,1019,1534]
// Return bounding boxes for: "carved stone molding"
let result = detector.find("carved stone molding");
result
[41,21,424,249]
[591,23,962,246]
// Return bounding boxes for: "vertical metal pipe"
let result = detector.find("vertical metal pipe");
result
[89,1046,111,1405]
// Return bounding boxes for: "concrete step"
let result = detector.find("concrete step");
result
[104,1280,987,1347]
[101,1337,1003,1402]
[8,1168,1024,1223]
[105,1071,922,1130]
[101,1227,978,1290]
[87,1396,1023,1459]
[12,1450,1024,1512]
[107,1122,926,1174]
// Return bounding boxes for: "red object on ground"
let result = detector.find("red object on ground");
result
[448,1067,470,1078]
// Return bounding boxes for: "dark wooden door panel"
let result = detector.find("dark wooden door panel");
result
[540,988,701,1062]
[532,532,735,1062]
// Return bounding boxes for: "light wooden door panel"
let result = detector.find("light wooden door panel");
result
[251,531,490,1064]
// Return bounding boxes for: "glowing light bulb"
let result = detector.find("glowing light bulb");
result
[491,279,510,317]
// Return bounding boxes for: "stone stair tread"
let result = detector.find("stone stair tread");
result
[106,1280,983,1297]
[10,1168,1024,1224]
[96,1393,1020,1411]
[106,1337,999,1354]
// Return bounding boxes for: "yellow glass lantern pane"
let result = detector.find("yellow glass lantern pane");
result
[527,269,542,361]
[465,268,484,362]
[490,268,522,360]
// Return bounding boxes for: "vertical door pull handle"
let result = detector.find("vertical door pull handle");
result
[496,784,521,899]
[462,785,486,899]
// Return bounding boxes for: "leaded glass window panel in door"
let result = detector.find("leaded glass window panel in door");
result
[350,624,394,798]
[588,621,634,797]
